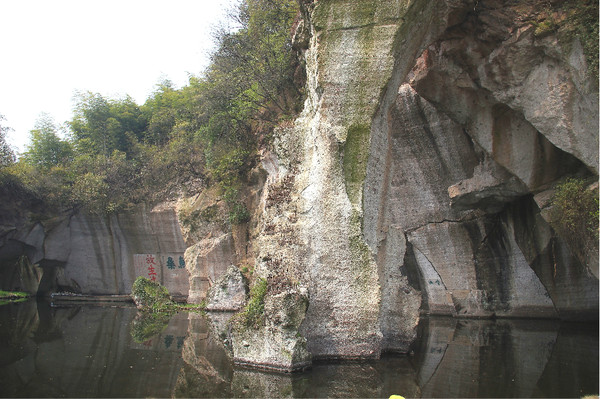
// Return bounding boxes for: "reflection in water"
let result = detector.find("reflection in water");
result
[0,300,189,398]
[0,300,597,398]
[130,311,172,343]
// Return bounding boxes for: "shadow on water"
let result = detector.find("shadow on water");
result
[0,300,597,398]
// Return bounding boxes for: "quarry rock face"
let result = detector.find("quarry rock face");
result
[231,288,311,372]
[185,233,236,304]
[239,0,597,368]
[1,0,598,373]
[205,265,248,311]
[0,203,189,297]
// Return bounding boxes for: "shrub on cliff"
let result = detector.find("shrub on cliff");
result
[550,178,599,265]
[238,277,267,328]
[551,178,598,236]
[131,277,176,313]
[0,114,15,168]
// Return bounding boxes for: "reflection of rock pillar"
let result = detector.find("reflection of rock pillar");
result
[231,369,297,398]
[377,226,421,352]
[411,246,455,315]
[175,312,233,398]
[413,317,456,388]
[414,318,560,398]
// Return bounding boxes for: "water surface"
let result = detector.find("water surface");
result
[0,300,597,398]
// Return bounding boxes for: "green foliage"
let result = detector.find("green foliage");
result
[141,79,187,146]
[239,277,268,328]
[532,0,599,83]
[208,0,301,126]
[131,276,177,313]
[22,114,73,169]
[0,290,30,306]
[206,147,254,224]
[6,161,73,208]
[228,202,251,225]
[550,178,599,267]
[0,290,30,299]
[0,114,15,167]
[550,178,599,238]
[533,18,558,37]
[177,302,205,312]
[3,0,300,218]
[70,92,147,158]
[199,205,219,222]
[71,172,110,213]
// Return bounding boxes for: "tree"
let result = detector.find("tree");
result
[209,0,300,121]
[141,79,184,145]
[0,114,16,167]
[22,114,72,169]
[70,92,147,157]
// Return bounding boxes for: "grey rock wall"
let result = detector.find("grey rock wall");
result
[231,289,311,372]
[185,233,236,304]
[254,0,598,364]
[0,203,188,297]
[205,265,248,311]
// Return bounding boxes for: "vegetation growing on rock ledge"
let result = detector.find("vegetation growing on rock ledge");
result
[238,277,268,328]
[131,277,177,313]
[550,177,599,265]
[131,276,203,313]
[530,0,599,83]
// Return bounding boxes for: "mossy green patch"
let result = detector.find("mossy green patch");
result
[238,278,268,329]
[312,0,404,31]
[342,124,371,205]
[312,0,377,32]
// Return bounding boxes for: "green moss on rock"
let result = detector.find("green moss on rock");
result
[238,278,268,329]
[343,124,371,205]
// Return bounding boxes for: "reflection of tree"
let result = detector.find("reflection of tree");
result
[130,311,172,343]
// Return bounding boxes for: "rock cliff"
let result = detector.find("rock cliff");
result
[0,201,188,297]
[237,0,598,368]
[0,0,597,373]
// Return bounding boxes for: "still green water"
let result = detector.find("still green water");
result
[0,299,597,398]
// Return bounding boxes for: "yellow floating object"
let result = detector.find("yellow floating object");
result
[389,396,405,399]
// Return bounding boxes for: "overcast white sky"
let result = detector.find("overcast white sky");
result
[0,0,236,153]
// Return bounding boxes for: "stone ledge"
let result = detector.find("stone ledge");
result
[233,358,312,373]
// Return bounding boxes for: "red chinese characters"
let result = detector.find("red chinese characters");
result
[146,255,158,281]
